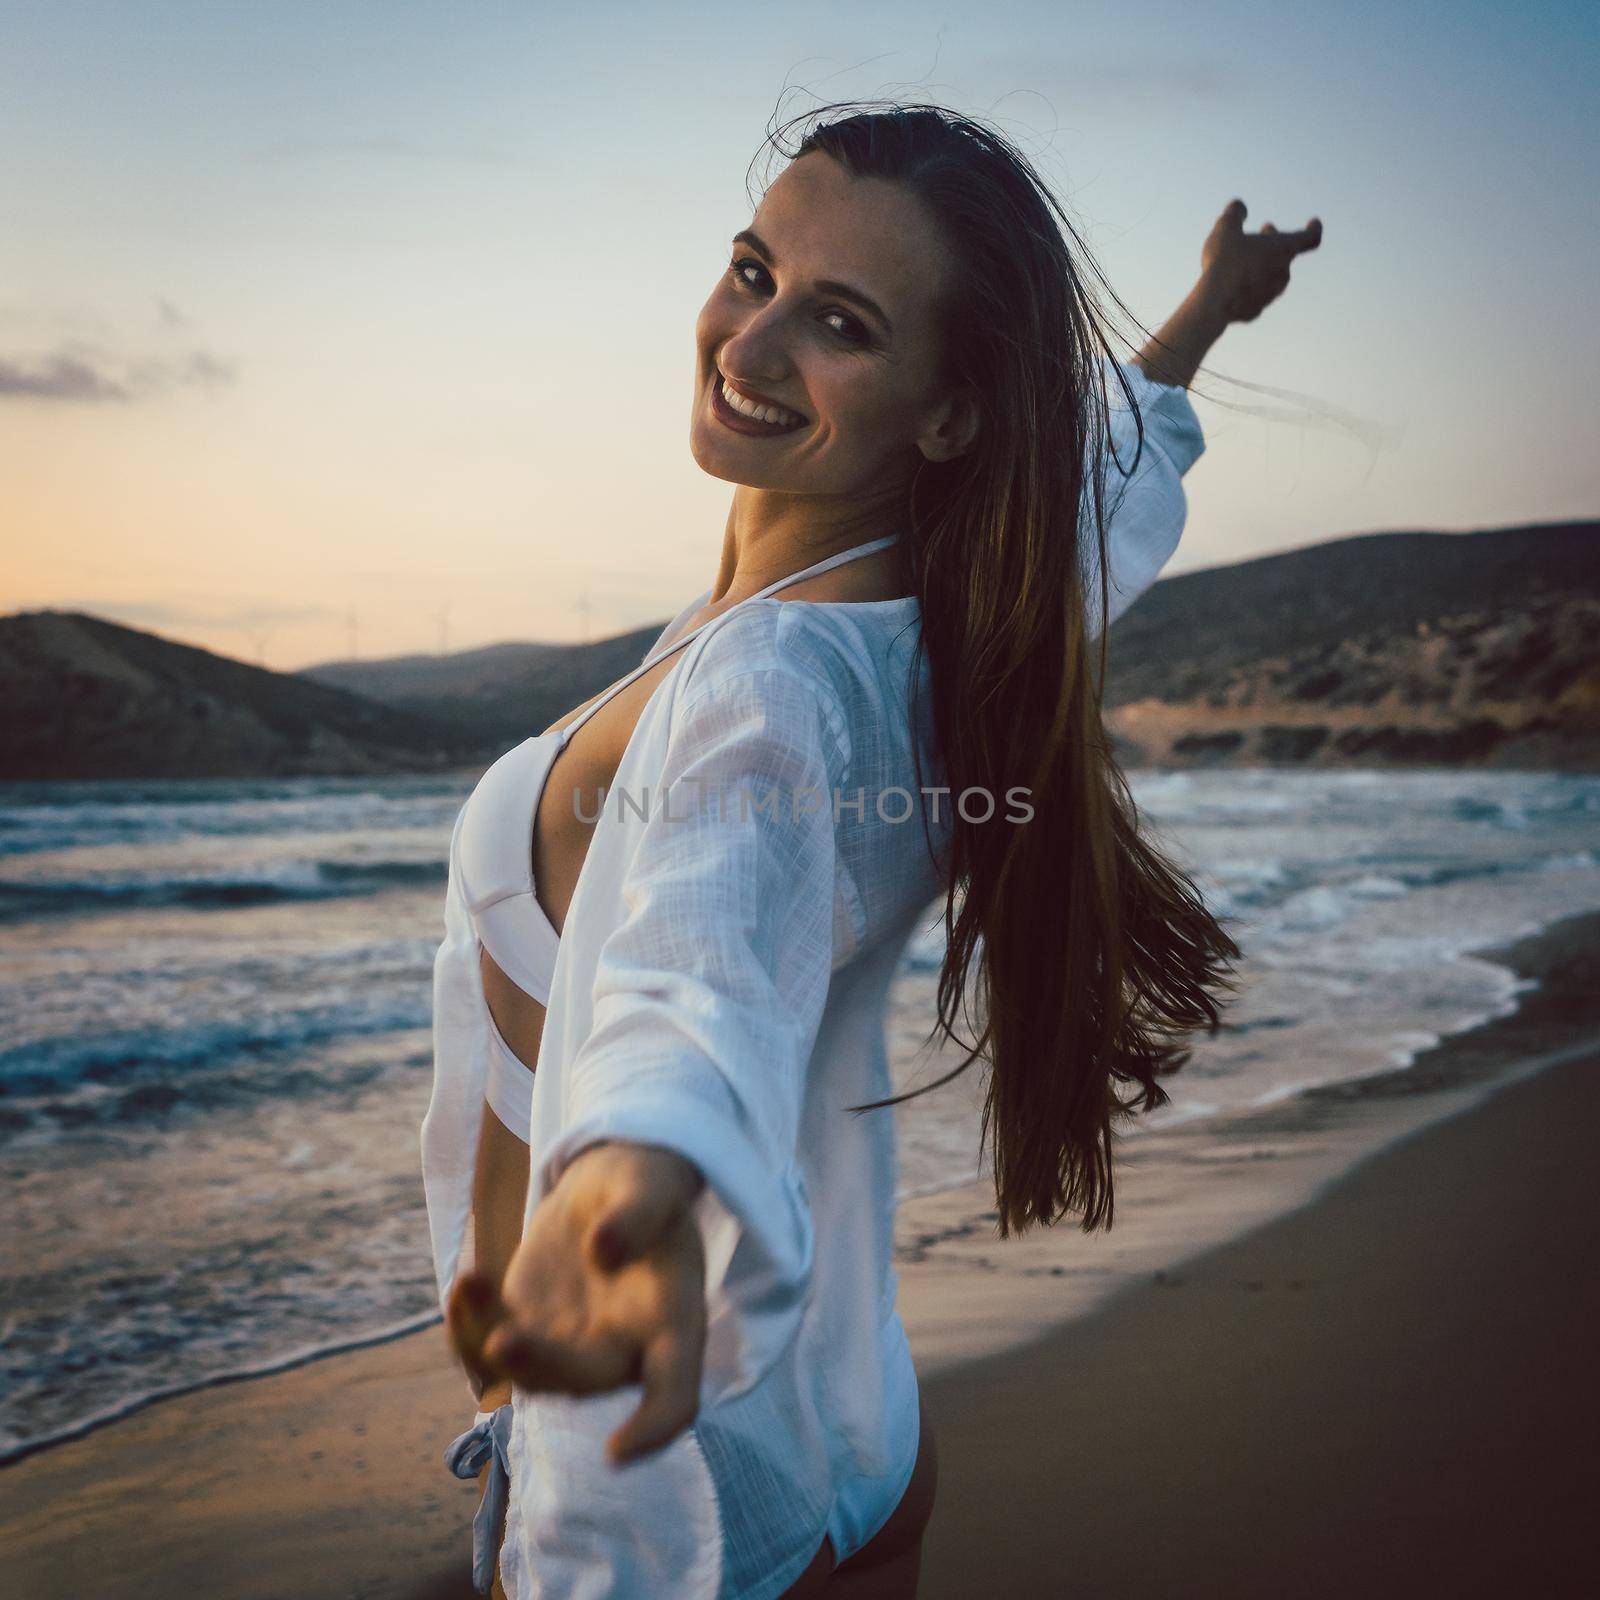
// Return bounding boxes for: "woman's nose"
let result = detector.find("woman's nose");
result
[717,307,793,385]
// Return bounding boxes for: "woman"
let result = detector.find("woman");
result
[424,101,1321,1598]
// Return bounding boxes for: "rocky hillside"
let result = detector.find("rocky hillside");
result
[307,519,1600,774]
[1101,520,1598,769]
[0,611,483,780]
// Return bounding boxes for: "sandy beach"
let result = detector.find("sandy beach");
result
[3,909,1596,1600]
[920,922,1600,1598]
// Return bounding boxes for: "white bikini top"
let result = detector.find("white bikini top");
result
[451,533,902,1140]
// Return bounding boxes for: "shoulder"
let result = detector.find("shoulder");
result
[672,603,854,772]
[677,601,856,714]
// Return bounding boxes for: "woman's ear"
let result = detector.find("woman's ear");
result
[916,384,981,463]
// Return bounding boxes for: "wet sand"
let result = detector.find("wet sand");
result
[2,912,1596,1599]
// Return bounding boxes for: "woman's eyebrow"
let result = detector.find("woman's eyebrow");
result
[731,228,895,337]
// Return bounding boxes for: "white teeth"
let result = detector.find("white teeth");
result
[721,379,800,427]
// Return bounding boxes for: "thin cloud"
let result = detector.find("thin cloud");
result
[0,354,130,402]
[0,338,236,404]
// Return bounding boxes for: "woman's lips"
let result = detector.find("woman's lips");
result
[710,374,807,437]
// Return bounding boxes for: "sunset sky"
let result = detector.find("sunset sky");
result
[3,1,1595,671]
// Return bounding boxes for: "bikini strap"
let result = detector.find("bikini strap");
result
[555,533,900,746]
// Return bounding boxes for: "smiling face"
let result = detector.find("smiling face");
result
[690,151,978,497]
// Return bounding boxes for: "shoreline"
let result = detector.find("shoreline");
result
[0,1308,444,1472]
[888,907,1599,1378]
[1,910,1596,1598]
[1,894,1561,1473]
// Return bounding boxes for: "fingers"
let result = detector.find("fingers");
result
[483,1316,638,1395]
[1279,216,1323,254]
[605,1321,705,1466]
[452,1264,636,1397]
[1261,217,1322,255]
[447,1271,507,1391]
[1221,199,1321,252]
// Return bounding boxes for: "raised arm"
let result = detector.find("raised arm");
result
[1085,198,1323,635]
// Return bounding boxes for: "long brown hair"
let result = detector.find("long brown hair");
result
[761,100,1242,1237]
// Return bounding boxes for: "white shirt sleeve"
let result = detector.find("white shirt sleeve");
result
[420,798,491,1315]
[1082,356,1206,638]
[531,659,845,1409]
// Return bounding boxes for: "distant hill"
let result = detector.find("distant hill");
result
[302,626,665,752]
[6,520,1595,782]
[0,611,485,780]
[1102,519,1599,769]
[304,519,1600,775]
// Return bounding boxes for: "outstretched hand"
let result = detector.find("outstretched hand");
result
[447,1140,708,1466]
[1199,198,1323,325]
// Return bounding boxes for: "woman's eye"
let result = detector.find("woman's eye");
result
[821,311,868,346]
[727,258,868,347]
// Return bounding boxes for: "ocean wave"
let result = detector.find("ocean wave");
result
[0,779,469,858]
[0,857,445,923]
[0,1000,433,1138]
[1449,795,1532,829]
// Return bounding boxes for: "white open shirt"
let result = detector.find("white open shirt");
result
[422,358,1206,1598]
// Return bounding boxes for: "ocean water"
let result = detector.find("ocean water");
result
[2,767,1597,1462]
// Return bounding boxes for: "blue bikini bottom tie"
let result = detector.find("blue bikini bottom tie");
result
[443,1403,514,1595]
